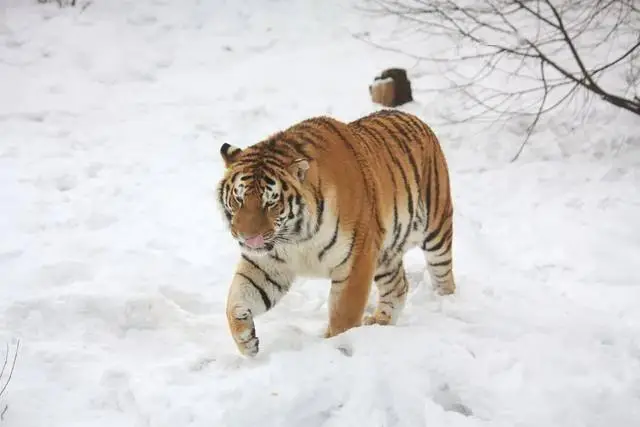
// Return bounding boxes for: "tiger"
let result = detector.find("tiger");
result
[215,109,456,357]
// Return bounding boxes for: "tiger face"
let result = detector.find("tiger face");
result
[216,142,310,255]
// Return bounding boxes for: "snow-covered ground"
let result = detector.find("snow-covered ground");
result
[1,1,640,426]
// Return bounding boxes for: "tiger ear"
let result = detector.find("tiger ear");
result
[288,158,310,182]
[220,143,242,168]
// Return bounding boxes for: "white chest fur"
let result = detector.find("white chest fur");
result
[271,211,352,279]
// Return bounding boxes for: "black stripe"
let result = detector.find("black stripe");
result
[301,136,324,150]
[423,210,448,249]
[379,249,391,268]
[267,136,279,147]
[422,157,432,229]
[236,157,284,172]
[426,228,452,253]
[237,272,271,310]
[237,150,287,165]
[290,129,320,148]
[314,181,325,231]
[428,259,452,267]
[293,194,303,225]
[396,112,425,141]
[258,164,282,180]
[217,185,225,210]
[380,264,403,286]
[432,156,441,217]
[261,144,289,158]
[416,117,434,142]
[443,236,453,256]
[332,230,356,272]
[434,229,453,256]
[392,201,400,236]
[381,274,404,298]
[279,137,306,157]
[319,218,340,260]
[242,254,286,292]
[269,252,285,263]
[374,270,394,282]
[424,154,439,233]
[299,181,325,243]
[332,275,350,284]
[286,195,295,219]
[295,127,327,149]
[219,184,233,222]
[388,216,403,256]
[433,270,451,279]
[374,261,402,282]
[396,280,409,298]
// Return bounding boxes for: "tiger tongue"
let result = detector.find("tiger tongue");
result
[244,235,265,248]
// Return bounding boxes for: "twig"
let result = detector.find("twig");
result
[0,344,8,382]
[0,339,20,399]
[511,60,549,161]
[80,1,92,13]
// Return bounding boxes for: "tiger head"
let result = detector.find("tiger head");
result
[216,142,311,255]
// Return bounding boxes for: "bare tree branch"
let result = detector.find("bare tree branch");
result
[356,0,640,160]
[0,339,20,422]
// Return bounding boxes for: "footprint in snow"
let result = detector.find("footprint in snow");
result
[432,383,473,417]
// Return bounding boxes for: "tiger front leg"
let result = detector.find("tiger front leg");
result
[226,256,293,357]
[324,248,377,338]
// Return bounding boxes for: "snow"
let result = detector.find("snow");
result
[1,0,640,426]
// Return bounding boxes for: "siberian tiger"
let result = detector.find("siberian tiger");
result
[216,109,455,357]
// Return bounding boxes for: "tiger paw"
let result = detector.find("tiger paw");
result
[238,335,260,357]
[235,329,260,357]
[434,282,455,296]
[323,326,333,339]
[228,306,260,357]
[363,311,391,326]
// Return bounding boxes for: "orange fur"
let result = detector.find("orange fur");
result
[216,109,456,356]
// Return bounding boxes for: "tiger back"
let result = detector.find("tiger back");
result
[216,109,455,357]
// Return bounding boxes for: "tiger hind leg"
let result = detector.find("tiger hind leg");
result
[421,213,456,295]
[363,259,409,326]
